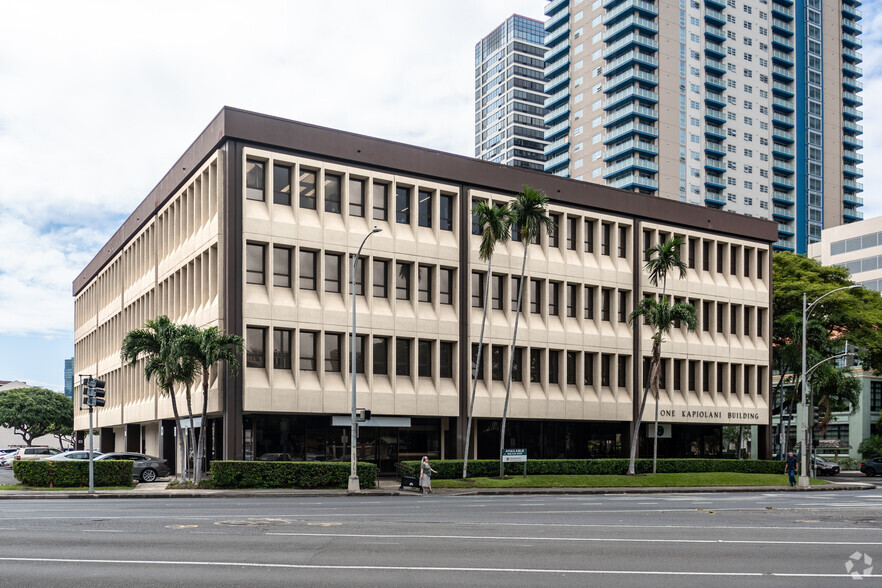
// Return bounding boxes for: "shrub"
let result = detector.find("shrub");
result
[399,458,785,478]
[858,436,882,459]
[12,460,133,487]
[210,461,378,489]
[839,457,862,471]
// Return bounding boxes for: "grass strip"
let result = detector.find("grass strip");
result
[432,472,829,488]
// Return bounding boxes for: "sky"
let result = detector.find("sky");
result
[0,0,880,392]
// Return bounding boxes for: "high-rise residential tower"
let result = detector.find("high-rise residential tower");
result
[542,0,863,254]
[475,15,549,171]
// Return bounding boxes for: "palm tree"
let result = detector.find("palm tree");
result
[463,201,511,479]
[121,315,190,481]
[499,186,555,478]
[627,237,695,475]
[178,326,243,483]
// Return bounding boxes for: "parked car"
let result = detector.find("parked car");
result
[8,447,62,464]
[94,452,171,482]
[859,456,882,477]
[812,456,840,476]
[41,450,103,461]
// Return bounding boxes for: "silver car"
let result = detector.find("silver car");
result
[95,452,171,483]
[41,450,103,461]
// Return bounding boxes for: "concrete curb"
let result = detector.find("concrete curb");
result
[0,481,875,499]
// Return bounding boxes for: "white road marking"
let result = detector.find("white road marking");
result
[0,556,877,579]
[265,531,882,547]
[81,530,126,533]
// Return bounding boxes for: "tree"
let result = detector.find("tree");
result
[499,185,555,478]
[178,325,243,483]
[627,237,695,475]
[772,252,882,446]
[0,387,73,448]
[858,436,882,459]
[121,316,191,481]
[463,201,510,479]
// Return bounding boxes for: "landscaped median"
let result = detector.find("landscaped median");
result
[399,458,828,489]
[9,460,133,489]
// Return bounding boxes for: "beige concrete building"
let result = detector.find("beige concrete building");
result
[73,107,776,472]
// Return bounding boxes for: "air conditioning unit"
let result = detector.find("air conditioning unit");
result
[647,423,672,438]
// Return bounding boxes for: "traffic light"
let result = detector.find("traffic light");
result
[83,378,106,408]
[812,405,820,428]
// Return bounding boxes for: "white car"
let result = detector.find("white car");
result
[41,450,103,461]
[6,447,62,465]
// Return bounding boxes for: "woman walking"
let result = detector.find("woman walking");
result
[419,456,437,494]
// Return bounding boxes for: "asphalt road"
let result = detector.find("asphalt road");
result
[0,487,881,587]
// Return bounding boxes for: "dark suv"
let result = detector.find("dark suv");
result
[860,457,882,477]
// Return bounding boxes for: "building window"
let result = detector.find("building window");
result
[373,259,388,298]
[354,334,366,374]
[601,288,611,321]
[299,168,317,209]
[601,223,611,255]
[300,331,316,371]
[273,164,292,205]
[472,272,485,308]
[549,282,560,316]
[673,359,682,390]
[492,345,505,381]
[585,353,595,385]
[618,290,628,323]
[871,381,882,412]
[585,220,595,253]
[530,279,542,314]
[325,332,342,373]
[548,214,560,248]
[512,347,523,382]
[396,262,411,300]
[246,243,265,285]
[716,303,724,334]
[440,268,453,305]
[396,186,411,224]
[566,351,577,385]
[585,286,595,319]
[491,274,503,310]
[689,360,697,392]
[418,340,432,377]
[439,194,454,231]
[246,326,265,368]
[273,329,291,370]
[373,336,388,375]
[717,363,725,393]
[325,253,342,293]
[396,338,412,376]
[246,159,265,201]
[418,265,433,303]
[702,241,710,271]
[471,343,484,380]
[601,354,611,386]
[418,189,432,228]
[349,178,365,217]
[530,349,541,383]
[440,342,453,378]
[566,284,577,317]
[300,250,317,290]
[548,350,559,384]
[350,255,366,296]
[325,173,342,214]
[566,217,577,250]
[618,356,627,388]
[688,238,696,269]
[618,226,628,258]
[373,182,388,221]
[273,246,291,288]
[512,277,522,313]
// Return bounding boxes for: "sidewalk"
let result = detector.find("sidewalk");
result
[0,474,876,499]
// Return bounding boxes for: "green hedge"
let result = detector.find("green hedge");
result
[399,458,785,478]
[210,461,378,489]
[12,460,133,487]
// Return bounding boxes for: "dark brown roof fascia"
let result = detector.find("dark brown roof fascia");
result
[73,106,778,295]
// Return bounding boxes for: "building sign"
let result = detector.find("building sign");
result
[657,408,765,424]
[502,448,527,463]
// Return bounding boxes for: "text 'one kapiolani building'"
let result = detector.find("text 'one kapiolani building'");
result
[73,107,776,473]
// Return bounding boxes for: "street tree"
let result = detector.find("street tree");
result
[121,316,191,481]
[178,325,243,483]
[499,185,555,478]
[627,237,695,475]
[463,201,510,479]
[0,387,73,448]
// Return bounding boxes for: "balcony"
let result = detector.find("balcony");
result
[704,41,725,59]
[603,50,659,77]
[604,0,658,27]
[545,71,570,96]
[843,192,864,206]
[545,119,571,142]
[772,81,794,97]
[843,135,863,149]
[773,97,794,113]
[843,149,863,163]
[843,106,863,122]
[843,77,863,92]
[603,14,659,44]
[773,175,795,189]
[773,112,795,128]
[704,158,725,173]
[772,34,793,51]
[772,19,794,36]
[603,156,659,178]
[844,120,864,134]
[603,86,659,110]
[773,159,795,175]
[545,5,570,33]
[603,138,658,161]
[842,3,862,20]
[704,141,725,157]
[603,32,658,60]
[704,107,725,125]
[704,24,725,43]
[608,173,658,191]
[772,191,794,204]
[844,209,864,222]
[545,0,568,17]
[545,26,570,51]
[704,75,725,92]
[705,91,725,108]
[544,135,569,158]
[704,124,726,141]
[844,179,864,192]
[603,120,658,143]
[603,68,658,93]
[772,4,794,20]
[603,103,658,127]
[704,57,726,77]
[544,151,570,173]
[773,206,795,220]
[774,238,795,251]
[772,143,795,159]
[704,8,725,26]
[705,190,726,207]
[843,61,863,77]
[844,91,863,106]
[843,47,862,64]
[704,175,726,190]
[773,128,795,143]
[772,66,794,82]
[777,223,795,236]
[545,105,569,128]
[843,33,862,49]
[545,87,571,111]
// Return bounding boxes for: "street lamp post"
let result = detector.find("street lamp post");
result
[349,227,382,493]
[798,284,859,488]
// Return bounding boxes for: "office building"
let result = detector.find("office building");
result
[64,357,74,400]
[475,14,549,171]
[542,0,863,255]
[73,107,775,473]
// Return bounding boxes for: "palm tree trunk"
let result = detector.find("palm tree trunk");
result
[184,386,197,482]
[463,257,493,479]
[628,340,659,475]
[499,247,528,478]
[167,384,185,483]
[195,371,210,484]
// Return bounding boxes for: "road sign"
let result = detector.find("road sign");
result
[502,448,527,463]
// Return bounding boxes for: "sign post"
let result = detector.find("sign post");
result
[502,448,527,478]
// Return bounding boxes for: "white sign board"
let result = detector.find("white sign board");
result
[502,448,527,463]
